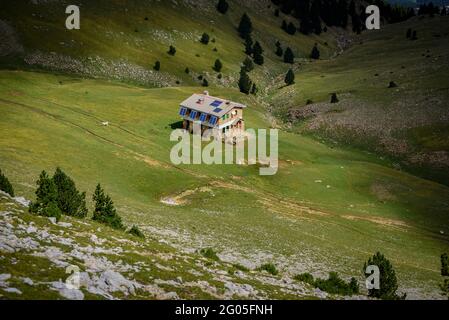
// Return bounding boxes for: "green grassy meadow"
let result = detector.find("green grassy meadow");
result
[0,0,448,299]
[1,69,448,298]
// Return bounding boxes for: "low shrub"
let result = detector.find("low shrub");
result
[314,272,358,295]
[258,263,278,275]
[200,248,219,261]
[232,263,249,272]
[294,272,315,285]
[128,225,145,238]
[295,272,359,296]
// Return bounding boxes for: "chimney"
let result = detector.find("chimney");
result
[203,90,209,96]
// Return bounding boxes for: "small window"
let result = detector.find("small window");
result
[199,113,207,122]
[179,107,187,116]
[189,110,197,119]
[209,116,217,125]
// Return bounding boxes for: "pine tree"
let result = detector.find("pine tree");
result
[0,168,14,197]
[29,170,61,221]
[185,67,190,74]
[275,45,283,57]
[238,13,252,38]
[254,53,264,65]
[213,59,223,72]
[244,34,253,55]
[216,0,229,14]
[200,32,210,44]
[252,41,264,65]
[251,83,258,95]
[242,57,254,72]
[238,68,252,94]
[168,45,176,55]
[202,78,209,87]
[364,252,406,300]
[92,184,124,230]
[310,44,320,60]
[284,69,295,85]
[52,167,87,218]
[331,93,339,103]
[349,277,360,294]
[153,60,160,71]
[286,22,297,35]
[284,47,294,64]
[253,41,263,56]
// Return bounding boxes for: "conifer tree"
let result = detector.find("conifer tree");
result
[285,69,295,85]
[242,57,254,72]
[283,47,294,64]
[153,61,160,71]
[252,41,264,65]
[254,53,264,65]
[213,59,223,72]
[286,22,297,35]
[364,252,406,300]
[275,45,283,57]
[238,68,252,94]
[252,41,263,56]
[251,83,258,95]
[168,45,176,55]
[244,34,254,55]
[216,0,229,14]
[0,168,14,197]
[92,184,124,230]
[202,78,209,87]
[29,170,62,221]
[200,33,210,44]
[238,13,252,38]
[52,167,87,218]
[310,44,320,60]
[331,93,339,103]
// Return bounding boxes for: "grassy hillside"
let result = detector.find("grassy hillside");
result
[278,15,449,185]
[0,0,337,88]
[1,69,448,299]
[0,1,448,300]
